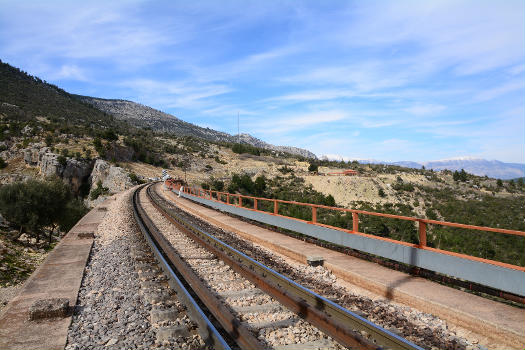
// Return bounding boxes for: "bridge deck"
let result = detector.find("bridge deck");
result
[0,200,110,350]
[161,186,525,349]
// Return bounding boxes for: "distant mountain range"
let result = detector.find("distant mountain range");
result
[80,96,316,159]
[322,155,524,180]
[391,158,525,180]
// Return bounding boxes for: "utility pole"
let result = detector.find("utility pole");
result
[237,111,240,144]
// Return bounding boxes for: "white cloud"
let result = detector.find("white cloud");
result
[471,80,524,103]
[122,78,232,110]
[54,64,88,81]
[249,110,348,135]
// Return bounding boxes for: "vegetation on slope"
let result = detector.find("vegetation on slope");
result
[219,171,524,267]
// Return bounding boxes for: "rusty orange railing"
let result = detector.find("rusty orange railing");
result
[326,169,358,176]
[167,182,525,272]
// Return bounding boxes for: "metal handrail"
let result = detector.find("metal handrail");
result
[167,182,525,272]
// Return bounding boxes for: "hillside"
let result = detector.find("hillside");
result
[80,96,316,159]
[0,61,121,131]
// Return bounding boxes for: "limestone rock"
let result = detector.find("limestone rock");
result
[62,158,94,193]
[39,152,64,177]
[23,143,45,166]
[90,159,133,193]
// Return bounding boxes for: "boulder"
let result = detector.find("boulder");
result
[90,159,133,193]
[39,152,64,177]
[38,150,94,193]
[21,125,33,135]
[23,144,44,166]
[62,158,95,193]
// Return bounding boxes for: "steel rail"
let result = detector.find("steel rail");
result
[131,185,232,350]
[148,185,425,350]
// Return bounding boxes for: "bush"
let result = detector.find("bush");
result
[378,188,386,197]
[278,166,294,174]
[232,143,260,156]
[90,180,109,200]
[128,172,144,185]
[57,155,67,166]
[308,163,318,173]
[0,157,6,169]
[392,181,414,192]
[101,129,118,141]
[210,178,224,191]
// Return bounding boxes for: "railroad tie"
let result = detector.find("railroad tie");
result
[135,263,162,274]
[272,339,335,350]
[145,290,173,305]
[231,301,283,314]
[156,325,190,342]
[150,307,182,324]
[245,317,300,331]
[217,288,264,299]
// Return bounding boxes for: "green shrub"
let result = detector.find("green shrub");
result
[90,180,109,200]
[232,143,260,156]
[308,163,318,173]
[128,172,144,185]
[57,155,67,166]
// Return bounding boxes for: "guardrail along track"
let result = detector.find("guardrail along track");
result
[132,185,231,350]
[170,182,525,301]
[143,184,424,350]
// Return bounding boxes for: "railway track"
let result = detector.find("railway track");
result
[132,183,425,350]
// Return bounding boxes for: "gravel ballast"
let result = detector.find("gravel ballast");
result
[66,189,206,350]
[66,190,156,350]
[156,185,493,350]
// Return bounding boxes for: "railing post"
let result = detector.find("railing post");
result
[254,198,258,210]
[419,220,427,247]
[274,200,278,214]
[312,206,317,223]
[227,193,230,204]
[239,195,242,207]
[352,212,359,233]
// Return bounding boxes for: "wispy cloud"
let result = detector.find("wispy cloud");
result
[0,0,523,162]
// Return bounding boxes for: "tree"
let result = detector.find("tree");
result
[0,178,84,244]
[308,163,318,173]
[459,169,468,182]
[254,175,267,196]
[453,169,468,182]
[496,179,503,187]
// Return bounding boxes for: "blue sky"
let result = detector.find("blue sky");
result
[1,1,524,163]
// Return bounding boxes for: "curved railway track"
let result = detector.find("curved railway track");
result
[132,183,425,350]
